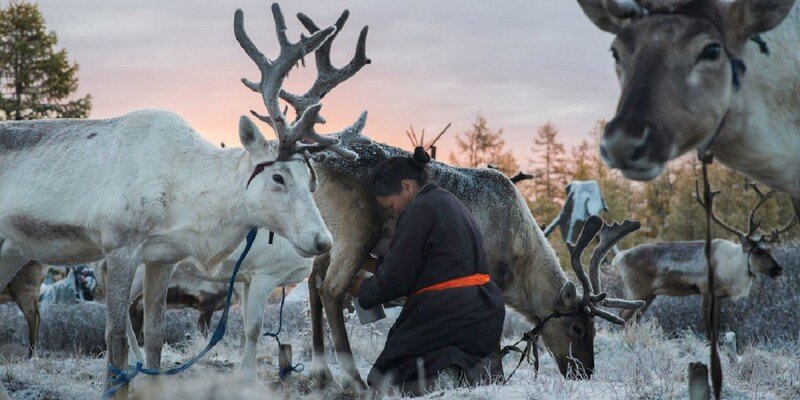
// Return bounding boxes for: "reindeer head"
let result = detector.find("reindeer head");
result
[695,182,797,278]
[577,0,796,180]
[540,215,645,378]
[234,4,370,257]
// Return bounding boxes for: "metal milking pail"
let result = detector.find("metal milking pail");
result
[354,270,386,324]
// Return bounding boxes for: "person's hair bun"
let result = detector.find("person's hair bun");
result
[410,146,431,166]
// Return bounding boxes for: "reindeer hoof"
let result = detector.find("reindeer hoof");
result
[340,375,367,395]
[310,367,334,388]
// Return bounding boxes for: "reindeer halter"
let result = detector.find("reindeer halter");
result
[246,157,317,192]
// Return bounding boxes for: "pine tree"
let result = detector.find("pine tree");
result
[449,114,519,175]
[529,122,567,202]
[570,139,593,181]
[0,1,91,120]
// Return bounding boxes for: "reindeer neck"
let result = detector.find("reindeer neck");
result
[711,239,755,299]
[711,10,800,196]
[167,147,253,266]
[498,199,567,324]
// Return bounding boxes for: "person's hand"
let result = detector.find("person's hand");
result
[347,276,365,296]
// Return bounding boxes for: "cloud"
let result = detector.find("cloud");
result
[36,0,621,161]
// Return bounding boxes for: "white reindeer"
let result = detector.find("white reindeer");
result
[614,184,796,324]
[0,2,359,396]
[577,0,800,212]
[121,230,312,374]
[101,2,372,383]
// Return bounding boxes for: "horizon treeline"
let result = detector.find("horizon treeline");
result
[446,114,797,265]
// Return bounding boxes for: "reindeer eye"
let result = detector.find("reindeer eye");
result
[569,323,586,338]
[699,43,721,62]
[272,174,285,185]
[610,47,620,63]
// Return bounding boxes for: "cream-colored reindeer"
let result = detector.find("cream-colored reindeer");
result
[0,2,357,396]
[614,184,796,323]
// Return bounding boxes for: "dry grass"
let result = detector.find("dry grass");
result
[2,242,799,399]
[2,305,799,400]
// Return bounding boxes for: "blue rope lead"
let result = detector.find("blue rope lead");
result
[263,286,304,380]
[103,228,259,398]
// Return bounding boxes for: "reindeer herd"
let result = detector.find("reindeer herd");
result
[0,0,798,399]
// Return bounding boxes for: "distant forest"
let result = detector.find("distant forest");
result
[446,115,798,266]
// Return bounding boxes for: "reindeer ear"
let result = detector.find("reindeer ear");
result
[238,116,268,155]
[554,281,579,309]
[739,236,754,251]
[724,0,795,45]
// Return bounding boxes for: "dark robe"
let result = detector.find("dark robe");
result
[358,183,505,395]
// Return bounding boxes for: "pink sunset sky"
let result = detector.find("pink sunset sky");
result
[36,0,619,166]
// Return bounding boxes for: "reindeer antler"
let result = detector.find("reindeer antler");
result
[566,215,645,325]
[235,4,367,161]
[694,180,782,240]
[694,179,746,239]
[510,171,535,184]
[426,122,451,151]
[744,183,774,237]
[406,122,451,151]
[767,215,798,242]
[287,9,370,120]
[589,219,640,294]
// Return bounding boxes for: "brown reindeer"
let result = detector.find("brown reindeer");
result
[307,143,644,389]
[234,6,642,390]
[614,184,795,324]
[577,0,800,214]
[0,261,44,357]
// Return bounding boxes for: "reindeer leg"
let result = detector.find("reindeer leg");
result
[241,274,277,375]
[125,307,145,366]
[0,240,27,294]
[198,310,213,338]
[792,197,800,219]
[103,246,139,400]
[142,263,173,371]
[7,261,42,358]
[234,283,246,347]
[130,301,145,348]
[309,254,333,387]
[0,380,8,400]
[701,292,712,340]
[0,250,23,400]
[319,247,370,391]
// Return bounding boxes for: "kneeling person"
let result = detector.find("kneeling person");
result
[349,147,505,395]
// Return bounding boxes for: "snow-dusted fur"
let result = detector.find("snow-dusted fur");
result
[613,238,783,320]
[120,230,312,374]
[0,109,332,398]
[578,0,800,199]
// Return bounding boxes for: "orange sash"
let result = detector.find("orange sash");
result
[411,273,491,296]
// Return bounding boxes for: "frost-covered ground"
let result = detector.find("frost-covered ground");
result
[2,300,799,400]
[2,243,800,399]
